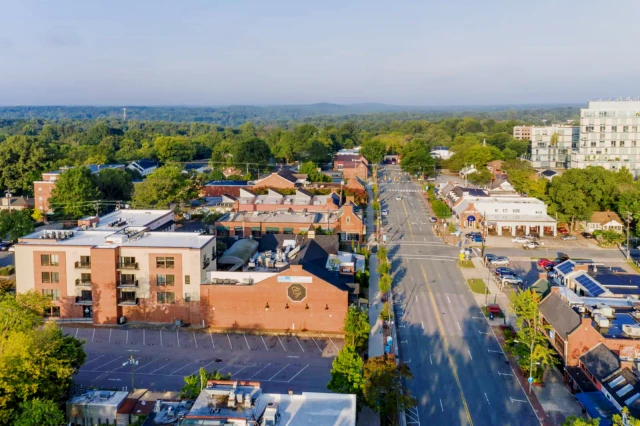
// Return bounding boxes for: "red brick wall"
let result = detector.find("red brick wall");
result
[34,181,55,212]
[219,221,321,237]
[91,247,121,324]
[199,265,347,333]
[566,319,605,365]
[33,250,82,317]
[201,185,253,197]
[341,164,368,180]
[336,205,364,235]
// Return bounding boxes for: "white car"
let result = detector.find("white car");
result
[395,195,402,201]
[501,275,523,286]
[523,241,542,250]
[490,257,510,266]
[381,210,389,217]
[511,236,529,243]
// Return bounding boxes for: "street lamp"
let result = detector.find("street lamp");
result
[123,355,138,391]
[514,321,541,396]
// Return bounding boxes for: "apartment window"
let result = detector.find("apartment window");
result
[611,141,616,147]
[612,126,618,132]
[586,126,594,132]
[157,292,176,304]
[633,126,638,132]
[600,126,606,132]
[502,209,508,213]
[620,141,625,147]
[590,142,596,147]
[185,275,190,285]
[42,289,60,301]
[41,254,59,266]
[80,273,91,283]
[633,141,637,147]
[513,209,520,213]
[535,211,543,215]
[41,271,59,284]
[494,209,499,213]
[623,126,629,132]
[120,256,136,266]
[44,306,61,318]
[80,255,91,266]
[156,256,175,269]
[157,274,175,286]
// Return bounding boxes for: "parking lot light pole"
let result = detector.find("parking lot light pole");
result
[123,355,138,391]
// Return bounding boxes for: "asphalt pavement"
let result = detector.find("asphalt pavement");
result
[379,165,540,426]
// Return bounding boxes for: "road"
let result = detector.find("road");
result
[379,165,540,426]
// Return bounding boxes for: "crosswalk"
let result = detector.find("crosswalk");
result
[390,189,422,193]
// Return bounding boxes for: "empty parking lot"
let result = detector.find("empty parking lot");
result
[64,327,343,394]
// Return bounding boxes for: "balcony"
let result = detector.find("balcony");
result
[117,262,139,270]
[118,297,139,306]
[117,279,138,288]
[75,296,93,305]
[75,278,92,287]
[75,261,91,269]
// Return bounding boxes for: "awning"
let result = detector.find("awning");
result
[265,227,279,231]
[283,227,294,231]
[574,392,616,426]
[467,215,476,221]
[216,226,229,231]
[251,227,261,231]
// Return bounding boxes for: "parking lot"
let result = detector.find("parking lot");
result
[63,327,343,394]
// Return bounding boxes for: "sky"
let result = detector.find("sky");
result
[1,0,639,106]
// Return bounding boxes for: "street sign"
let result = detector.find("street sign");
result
[528,377,534,383]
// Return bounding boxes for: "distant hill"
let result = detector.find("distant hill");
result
[0,103,583,126]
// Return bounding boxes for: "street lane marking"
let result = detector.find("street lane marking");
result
[210,333,215,349]
[485,393,490,404]
[447,295,451,304]
[248,363,272,379]
[160,330,163,346]
[262,336,269,351]
[468,350,473,360]
[498,371,514,377]
[126,330,129,345]
[421,321,424,330]
[244,334,251,350]
[91,329,95,342]
[421,264,474,426]
[231,366,249,376]
[227,334,233,350]
[81,355,105,367]
[295,337,305,352]
[75,328,79,338]
[278,336,287,351]
[510,397,528,403]
[109,329,112,343]
[194,332,198,348]
[89,356,124,372]
[288,364,310,382]
[143,330,145,346]
[439,398,444,412]
[429,355,433,365]
[176,331,180,347]
[329,338,339,351]
[456,321,461,331]
[400,199,415,241]
[150,362,174,374]
[268,364,290,381]
[312,337,322,353]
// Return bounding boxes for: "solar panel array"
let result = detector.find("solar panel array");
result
[555,261,575,275]
[574,273,606,297]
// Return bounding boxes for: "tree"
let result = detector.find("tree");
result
[153,136,196,162]
[132,166,195,209]
[299,161,331,182]
[467,168,493,186]
[327,345,364,396]
[180,367,231,399]
[0,291,86,423]
[562,416,599,426]
[362,355,416,424]
[613,407,640,426]
[234,137,271,165]
[378,274,392,294]
[13,398,65,426]
[343,305,370,351]
[93,168,134,201]
[48,167,101,219]
[360,139,386,165]
[400,148,436,177]
[463,144,503,167]
[0,136,49,195]
[0,210,35,242]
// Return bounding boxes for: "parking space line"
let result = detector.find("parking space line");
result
[210,333,215,349]
[176,331,180,347]
[261,336,269,351]
[244,334,251,350]
[288,364,310,382]
[197,359,220,374]
[232,366,249,376]
[160,330,163,346]
[81,354,106,367]
[91,329,95,343]
[268,364,290,381]
[312,338,322,353]
[136,358,160,371]
[295,337,305,352]
[109,329,112,343]
[75,328,79,338]
[150,362,174,374]
[193,332,198,349]
[248,363,271,379]
[143,330,145,346]
[278,336,287,352]
[126,330,129,345]
[170,362,194,375]
[88,356,124,372]
[329,338,339,351]
[227,334,233,350]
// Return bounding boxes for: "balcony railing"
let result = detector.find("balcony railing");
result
[75,296,93,305]
[117,280,138,288]
[117,262,139,270]
[75,261,91,269]
[118,297,139,306]
[75,278,92,286]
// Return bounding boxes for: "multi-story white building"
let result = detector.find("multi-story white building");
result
[571,100,640,177]
[529,125,580,169]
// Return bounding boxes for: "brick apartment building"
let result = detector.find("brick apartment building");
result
[333,154,369,180]
[34,164,125,213]
[253,169,308,190]
[15,209,216,325]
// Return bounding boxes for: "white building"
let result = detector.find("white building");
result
[529,125,579,169]
[430,146,454,160]
[571,99,640,177]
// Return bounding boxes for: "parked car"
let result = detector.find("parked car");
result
[582,232,594,239]
[562,235,577,241]
[524,234,538,240]
[495,267,516,277]
[381,210,389,217]
[395,195,402,201]
[537,258,555,268]
[490,257,509,266]
[483,254,497,265]
[511,236,529,243]
[523,241,541,249]
[0,243,9,252]
[558,228,569,235]
[501,275,524,286]
[465,231,482,238]
[471,235,484,243]
[429,217,437,223]
[557,253,570,263]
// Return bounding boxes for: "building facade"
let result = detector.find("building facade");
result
[333,155,369,180]
[529,125,580,169]
[571,100,640,177]
[513,125,532,140]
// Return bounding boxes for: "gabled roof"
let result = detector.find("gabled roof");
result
[538,292,581,340]
[334,154,366,164]
[588,211,623,225]
[130,159,157,170]
[296,188,313,198]
[540,169,558,177]
[580,343,621,381]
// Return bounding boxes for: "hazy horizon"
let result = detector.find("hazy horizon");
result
[2,1,639,106]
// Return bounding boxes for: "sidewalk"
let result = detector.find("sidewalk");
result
[368,254,385,357]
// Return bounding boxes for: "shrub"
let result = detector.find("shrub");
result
[0,265,15,276]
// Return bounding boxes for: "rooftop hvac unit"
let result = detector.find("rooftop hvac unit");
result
[594,314,610,328]
[623,324,640,338]
[241,278,253,285]
[632,311,640,320]
[597,304,614,317]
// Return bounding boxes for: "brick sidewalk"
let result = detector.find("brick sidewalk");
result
[492,325,553,426]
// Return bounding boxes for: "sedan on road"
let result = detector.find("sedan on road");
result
[537,258,555,268]
[490,257,510,266]
[483,254,497,265]
[562,235,577,241]
[395,195,402,201]
[495,267,516,277]
[429,217,437,223]
[523,241,541,249]
[511,236,529,243]
[501,275,524,286]
[465,231,482,238]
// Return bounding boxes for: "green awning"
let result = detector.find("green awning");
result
[283,227,294,231]
[265,227,279,231]
[216,226,229,231]
[251,227,261,231]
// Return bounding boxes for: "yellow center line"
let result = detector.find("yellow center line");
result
[401,199,415,242]
[420,264,474,426]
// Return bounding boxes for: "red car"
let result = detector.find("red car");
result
[558,228,569,235]
[537,258,556,269]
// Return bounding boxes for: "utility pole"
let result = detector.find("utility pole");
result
[626,212,632,260]
[480,210,487,258]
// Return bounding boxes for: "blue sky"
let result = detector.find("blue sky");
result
[1,0,639,106]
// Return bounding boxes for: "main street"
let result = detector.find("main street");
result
[379,165,540,426]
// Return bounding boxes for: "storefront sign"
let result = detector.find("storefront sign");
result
[278,276,313,283]
[287,283,307,301]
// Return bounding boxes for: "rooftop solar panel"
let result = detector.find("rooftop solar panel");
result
[556,261,575,274]
[575,274,606,297]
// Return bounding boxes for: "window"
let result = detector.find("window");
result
[586,126,594,132]
[512,209,520,213]
[494,209,499,213]
[612,126,618,132]
[590,142,596,147]
[633,141,637,147]
[620,141,625,147]
[157,292,175,304]
[44,306,61,318]
[80,273,91,283]
[80,255,91,266]
[600,126,606,132]
[38,187,42,193]
[535,211,543,215]
[623,126,629,132]
[346,216,351,223]
[502,209,508,213]
[185,275,190,285]
[41,271,59,283]
[42,289,60,300]
[156,257,175,269]
[234,227,243,236]
[157,274,175,286]
[41,254,59,266]
[120,256,136,267]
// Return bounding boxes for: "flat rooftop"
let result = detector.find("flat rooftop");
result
[68,390,129,407]
[260,392,356,426]
[81,209,173,230]
[595,311,640,339]
[220,211,337,225]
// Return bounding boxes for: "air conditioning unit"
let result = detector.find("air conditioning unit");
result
[175,319,183,327]
[594,314,609,328]
[623,324,640,338]
[119,316,126,325]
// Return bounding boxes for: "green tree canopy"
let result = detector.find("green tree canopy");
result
[234,137,271,165]
[0,136,50,195]
[467,168,493,186]
[327,344,364,397]
[360,139,387,165]
[153,136,196,163]
[49,167,101,219]
[299,161,331,182]
[362,355,416,423]
[131,166,196,209]
[180,367,230,399]
[343,305,370,352]
[0,210,35,242]
[13,398,65,426]
[400,148,436,176]
[93,168,134,200]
